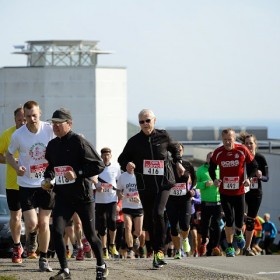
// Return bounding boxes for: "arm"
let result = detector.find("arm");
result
[6,152,26,176]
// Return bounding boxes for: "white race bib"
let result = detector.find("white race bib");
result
[250,177,258,189]
[29,163,48,179]
[143,160,164,176]
[125,192,141,204]
[170,183,187,196]
[101,183,114,193]
[223,176,239,190]
[54,166,75,185]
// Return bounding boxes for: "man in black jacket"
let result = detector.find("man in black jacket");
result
[118,109,185,269]
[42,108,108,280]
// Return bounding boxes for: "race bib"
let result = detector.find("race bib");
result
[126,192,141,204]
[54,166,75,185]
[223,176,239,190]
[143,160,164,176]
[29,163,48,179]
[250,177,258,189]
[101,183,114,193]
[170,183,187,196]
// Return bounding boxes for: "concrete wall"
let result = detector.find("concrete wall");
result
[0,65,127,192]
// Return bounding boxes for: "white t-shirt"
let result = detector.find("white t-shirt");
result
[116,172,143,210]
[95,163,121,204]
[8,121,54,188]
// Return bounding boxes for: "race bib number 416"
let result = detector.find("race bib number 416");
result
[143,160,164,176]
[54,166,75,185]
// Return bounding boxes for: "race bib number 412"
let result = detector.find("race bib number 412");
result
[223,176,239,190]
[29,163,48,179]
[143,160,164,176]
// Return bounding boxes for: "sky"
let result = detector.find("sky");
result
[1,0,280,137]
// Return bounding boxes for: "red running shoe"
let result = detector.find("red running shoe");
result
[12,245,23,263]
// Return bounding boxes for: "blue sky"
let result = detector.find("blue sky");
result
[1,0,279,136]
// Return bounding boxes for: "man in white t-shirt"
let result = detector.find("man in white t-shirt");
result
[95,147,121,259]
[6,100,55,272]
[116,171,144,258]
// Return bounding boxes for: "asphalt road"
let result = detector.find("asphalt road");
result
[0,255,279,280]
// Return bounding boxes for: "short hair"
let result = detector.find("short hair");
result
[23,100,39,110]
[138,109,155,119]
[101,147,111,154]
[14,107,23,117]
[222,128,235,135]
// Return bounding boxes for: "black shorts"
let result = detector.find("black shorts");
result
[20,186,55,212]
[122,208,144,218]
[6,189,21,211]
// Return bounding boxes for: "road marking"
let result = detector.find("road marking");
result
[257,271,280,275]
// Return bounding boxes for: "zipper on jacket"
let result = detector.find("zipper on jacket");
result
[149,135,159,192]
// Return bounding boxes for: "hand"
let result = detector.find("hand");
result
[205,180,213,187]
[17,166,26,176]
[41,178,53,190]
[256,170,262,179]
[176,162,185,177]
[64,170,77,181]
[214,179,221,187]
[243,178,251,187]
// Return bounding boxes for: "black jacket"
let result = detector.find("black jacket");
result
[118,129,182,193]
[44,131,105,203]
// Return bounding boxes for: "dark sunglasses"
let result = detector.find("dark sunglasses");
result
[139,119,152,124]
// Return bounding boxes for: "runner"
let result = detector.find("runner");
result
[42,108,108,280]
[118,109,185,269]
[117,171,144,259]
[166,143,196,259]
[95,147,121,259]
[6,101,55,271]
[209,128,258,257]
[196,152,222,257]
[238,132,269,256]
[0,107,26,263]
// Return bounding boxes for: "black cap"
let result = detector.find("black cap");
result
[49,108,72,122]
[101,147,111,154]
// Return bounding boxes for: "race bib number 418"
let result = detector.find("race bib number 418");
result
[54,166,75,185]
[143,160,164,176]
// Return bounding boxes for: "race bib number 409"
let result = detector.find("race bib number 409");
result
[143,160,164,176]
[54,166,75,185]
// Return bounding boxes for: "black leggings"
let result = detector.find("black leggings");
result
[200,202,222,246]
[139,190,170,252]
[245,190,262,219]
[220,194,245,229]
[95,202,117,236]
[166,196,192,236]
[52,196,103,269]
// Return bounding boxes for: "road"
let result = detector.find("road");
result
[0,255,279,280]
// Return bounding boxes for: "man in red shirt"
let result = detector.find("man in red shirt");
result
[209,128,258,257]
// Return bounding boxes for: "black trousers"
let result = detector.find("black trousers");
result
[52,196,104,269]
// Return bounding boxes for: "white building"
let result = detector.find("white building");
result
[0,40,127,193]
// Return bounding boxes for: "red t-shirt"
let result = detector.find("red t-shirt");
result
[212,143,254,196]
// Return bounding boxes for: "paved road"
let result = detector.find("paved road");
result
[0,255,279,280]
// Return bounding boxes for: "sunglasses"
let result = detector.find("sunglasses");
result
[139,119,153,124]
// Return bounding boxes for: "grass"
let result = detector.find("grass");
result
[0,276,18,280]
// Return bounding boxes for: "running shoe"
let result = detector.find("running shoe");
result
[66,247,71,259]
[103,248,109,259]
[12,244,23,263]
[243,248,255,256]
[82,238,91,253]
[234,233,245,249]
[152,250,167,269]
[27,251,38,259]
[96,263,109,280]
[27,232,38,259]
[138,247,145,258]
[182,238,191,253]
[193,250,198,257]
[49,269,71,280]
[225,247,235,257]
[127,249,135,259]
[76,248,84,261]
[71,247,78,258]
[39,257,53,272]
[133,237,140,250]
[211,246,221,256]
[174,249,182,260]
[109,244,119,258]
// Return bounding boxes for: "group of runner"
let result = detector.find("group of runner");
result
[0,103,269,280]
